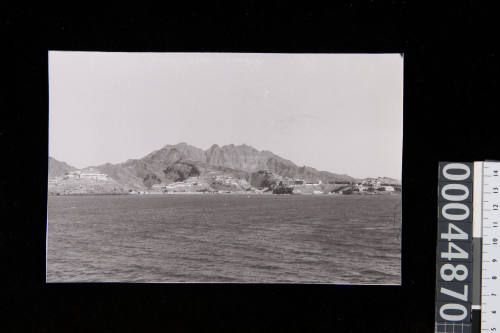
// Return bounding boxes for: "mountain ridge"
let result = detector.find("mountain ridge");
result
[48,156,76,178]
[48,143,399,190]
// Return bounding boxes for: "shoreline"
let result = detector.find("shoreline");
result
[47,191,401,197]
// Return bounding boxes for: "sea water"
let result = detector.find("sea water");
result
[46,194,401,284]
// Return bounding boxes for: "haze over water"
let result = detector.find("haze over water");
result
[47,194,401,284]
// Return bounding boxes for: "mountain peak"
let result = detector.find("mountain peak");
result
[57,143,357,189]
[160,142,191,149]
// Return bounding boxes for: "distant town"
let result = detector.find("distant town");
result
[48,167,401,196]
[48,143,401,196]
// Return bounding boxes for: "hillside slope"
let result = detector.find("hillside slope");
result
[92,143,356,188]
[48,157,76,178]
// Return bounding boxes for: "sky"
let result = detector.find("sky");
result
[49,52,403,179]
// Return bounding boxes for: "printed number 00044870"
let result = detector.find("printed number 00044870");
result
[438,163,472,322]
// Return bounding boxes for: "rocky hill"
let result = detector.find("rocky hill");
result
[47,177,127,196]
[204,143,355,183]
[377,177,401,185]
[49,143,370,193]
[89,143,356,188]
[48,157,76,178]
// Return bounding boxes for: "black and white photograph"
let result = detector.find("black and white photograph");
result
[46,52,403,284]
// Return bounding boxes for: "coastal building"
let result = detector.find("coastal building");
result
[80,172,108,181]
[185,177,199,185]
[214,175,241,186]
[355,184,370,192]
[362,178,381,189]
[280,178,306,186]
[79,168,108,181]
[65,170,82,179]
[280,180,294,186]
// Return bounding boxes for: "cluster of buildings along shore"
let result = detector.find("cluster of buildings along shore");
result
[133,175,400,195]
[48,168,109,184]
[48,168,401,195]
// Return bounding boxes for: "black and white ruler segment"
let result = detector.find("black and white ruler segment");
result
[479,161,500,332]
[472,162,483,333]
[435,162,476,333]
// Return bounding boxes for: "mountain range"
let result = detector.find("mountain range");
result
[49,143,399,190]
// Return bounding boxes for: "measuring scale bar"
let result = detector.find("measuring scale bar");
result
[481,161,500,332]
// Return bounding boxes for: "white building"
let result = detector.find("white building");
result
[79,168,108,180]
[151,184,164,190]
[64,170,82,179]
[362,178,381,189]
